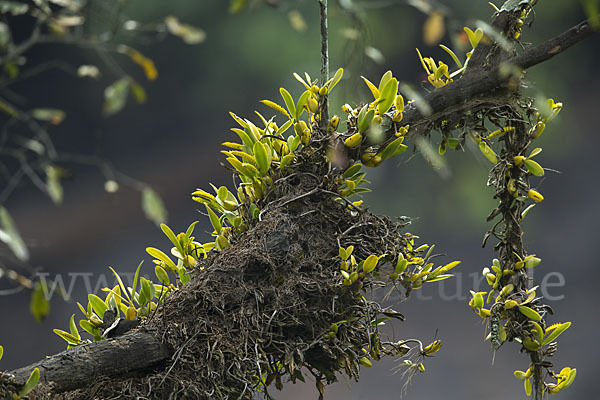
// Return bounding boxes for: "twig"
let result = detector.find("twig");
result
[319,0,329,131]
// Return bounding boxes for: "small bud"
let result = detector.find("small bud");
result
[527,189,544,202]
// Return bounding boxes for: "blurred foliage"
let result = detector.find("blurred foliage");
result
[0,0,202,314]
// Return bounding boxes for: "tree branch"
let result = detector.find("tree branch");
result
[6,331,171,394]
[512,18,597,70]
[398,16,598,135]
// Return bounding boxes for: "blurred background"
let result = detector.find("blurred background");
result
[0,1,598,399]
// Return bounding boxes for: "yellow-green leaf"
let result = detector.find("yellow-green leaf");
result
[18,367,40,398]
[524,377,532,397]
[205,205,222,235]
[479,141,498,164]
[328,67,344,92]
[358,108,375,134]
[253,141,270,175]
[0,206,29,261]
[439,44,462,68]
[46,166,64,205]
[69,313,79,340]
[524,159,544,176]
[155,265,170,286]
[542,322,571,345]
[30,281,50,323]
[362,254,379,273]
[103,78,130,116]
[518,305,542,322]
[378,77,398,115]
[0,345,3,361]
[142,187,167,225]
[279,88,296,120]
[361,76,380,99]
[88,294,108,319]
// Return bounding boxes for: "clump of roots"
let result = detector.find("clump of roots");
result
[55,169,413,399]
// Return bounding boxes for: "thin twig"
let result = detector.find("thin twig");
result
[319,0,329,131]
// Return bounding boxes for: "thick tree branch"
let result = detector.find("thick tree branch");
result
[7,330,171,394]
[399,17,598,135]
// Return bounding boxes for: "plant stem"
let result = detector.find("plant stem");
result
[319,0,329,130]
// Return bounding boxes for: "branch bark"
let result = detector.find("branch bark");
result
[6,330,171,394]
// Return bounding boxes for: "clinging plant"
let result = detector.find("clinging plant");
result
[1,0,593,399]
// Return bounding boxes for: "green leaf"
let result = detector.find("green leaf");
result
[276,119,293,136]
[280,154,295,172]
[45,166,64,205]
[205,205,222,234]
[358,108,375,134]
[342,163,362,179]
[288,134,301,152]
[518,305,542,322]
[178,266,191,284]
[542,322,571,345]
[439,44,462,68]
[279,88,296,120]
[253,141,270,175]
[69,314,80,340]
[295,90,311,120]
[362,254,379,273]
[328,68,344,92]
[155,265,170,286]
[108,266,132,305]
[142,188,167,226]
[18,367,40,398]
[0,345,3,361]
[377,77,398,115]
[0,206,28,261]
[183,221,198,246]
[88,294,108,320]
[130,261,143,301]
[29,281,50,323]
[146,247,177,272]
[231,128,254,149]
[377,70,394,96]
[478,141,498,164]
[379,137,406,161]
[524,159,544,176]
[79,319,99,336]
[103,78,131,116]
[161,223,184,257]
